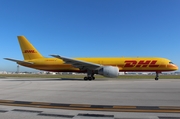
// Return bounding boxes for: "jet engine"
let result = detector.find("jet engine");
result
[98,66,119,78]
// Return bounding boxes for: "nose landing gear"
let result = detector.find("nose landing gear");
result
[155,72,159,80]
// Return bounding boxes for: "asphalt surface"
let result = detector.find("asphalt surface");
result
[0,78,180,119]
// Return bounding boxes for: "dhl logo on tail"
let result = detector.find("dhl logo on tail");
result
[124,60,159,68]
[23,50,37,53]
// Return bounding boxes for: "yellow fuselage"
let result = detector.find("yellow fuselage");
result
[18,57,178,72]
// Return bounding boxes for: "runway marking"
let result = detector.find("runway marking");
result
[113,106,136,109]
[0,100,14,103]
[31,102,51,105]
[159,106,180,109]
[78,113,114,117]
[0,99,180,113]
[12,109,43,113]
[70,104,91,107]
[38,113,74,118]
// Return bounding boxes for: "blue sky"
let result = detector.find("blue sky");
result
[0,0,179,72]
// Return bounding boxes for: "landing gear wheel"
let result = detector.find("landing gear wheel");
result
[92,77,95,80]
[88,77,92,81]
[155,77,159,80]
[84,77,88,81]
[84,77,93,81]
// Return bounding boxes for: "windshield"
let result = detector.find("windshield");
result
[169,62,174,64]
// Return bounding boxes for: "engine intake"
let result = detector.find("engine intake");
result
[98,66,119,78]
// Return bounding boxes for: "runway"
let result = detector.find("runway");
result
[0,78,180,119]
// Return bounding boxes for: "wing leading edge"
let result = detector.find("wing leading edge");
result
[50,55,101,70]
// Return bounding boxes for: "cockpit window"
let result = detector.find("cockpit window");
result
[169,62,174,64]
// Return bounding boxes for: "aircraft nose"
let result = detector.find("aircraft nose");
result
[171,64,178,71]
[167,64,178,71]
[175,65,179,70]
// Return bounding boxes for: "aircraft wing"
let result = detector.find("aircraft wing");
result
[50,55,101,70]
[4,58,33,65]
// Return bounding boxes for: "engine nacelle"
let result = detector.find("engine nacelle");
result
[98,66,119,78]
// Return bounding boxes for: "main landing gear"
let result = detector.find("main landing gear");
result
[84,71,95,81]
[155,72,159,80]
[84,76,95,81]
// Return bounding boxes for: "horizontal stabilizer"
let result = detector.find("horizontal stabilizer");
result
[4,58,33,65]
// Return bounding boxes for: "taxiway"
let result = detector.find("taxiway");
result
[0,78,180,119]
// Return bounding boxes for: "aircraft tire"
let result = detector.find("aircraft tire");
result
[84,77,88,81]
[88,77,92,81]
[155,78,159,80]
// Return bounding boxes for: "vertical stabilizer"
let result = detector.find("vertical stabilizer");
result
[18,36,43,60]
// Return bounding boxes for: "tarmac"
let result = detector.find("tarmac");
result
[0,77,180,119]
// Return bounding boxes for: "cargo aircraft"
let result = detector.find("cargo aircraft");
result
[4,36,178,81]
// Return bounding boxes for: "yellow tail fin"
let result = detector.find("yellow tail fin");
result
[18,36,43,60]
